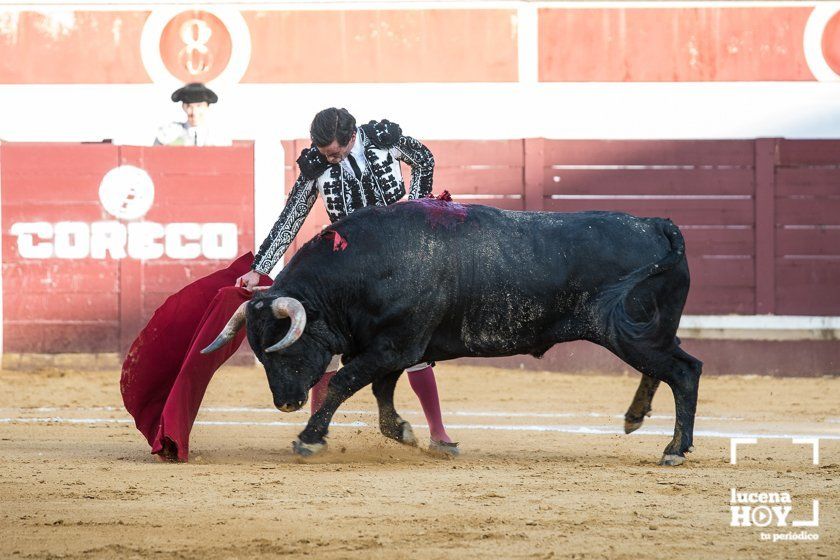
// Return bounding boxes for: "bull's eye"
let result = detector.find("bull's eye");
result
[254,301,264,309]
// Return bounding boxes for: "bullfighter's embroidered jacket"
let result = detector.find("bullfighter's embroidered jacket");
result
[252,120,435,274]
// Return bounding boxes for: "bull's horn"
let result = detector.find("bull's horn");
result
[200,301,249,354]
[264,297,307,353]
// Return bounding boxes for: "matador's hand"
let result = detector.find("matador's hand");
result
[236,270,263,290]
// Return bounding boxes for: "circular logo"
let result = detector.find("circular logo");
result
[99,166,155,221]
[750,506,773,528]
[159,10,232,83]
[804,3,840,81]
[140,8,251,88]
[822,11,840,76]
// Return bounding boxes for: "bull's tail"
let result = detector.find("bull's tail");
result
[593,219,685,344]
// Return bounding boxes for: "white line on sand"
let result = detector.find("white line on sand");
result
[0,406,744,422]
[1,416,837,440]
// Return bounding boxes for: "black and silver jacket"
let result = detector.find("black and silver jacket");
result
[252,120,435,274]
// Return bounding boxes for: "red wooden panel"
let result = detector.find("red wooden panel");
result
[435,168,523,195]
[775,258,840,315]
[2,176,108,203]
[285,140,312,164]
[122,145,255,175]
[281,141,298,167]
[775,198,840,226]
[3,323,119,353]
[3,203,111,224]
[776,168,840,197]
[688,256,755,288]
[0,143,118,175]
[543,198,754,226]
[681,227,754,256]
[684,287,756,314]
[778,140,840,166]
[147,204,253,224]
[544,169,754,196]
[425,140,524,167]
[524,138,545,211]
[5,292,118,322]
[118,257,142,355]
[141,261,229,292]
[754,138,777,314]
[143,175,253,204]
[542,140,755,166]
[776,227,840,257]
[2,261,118,292]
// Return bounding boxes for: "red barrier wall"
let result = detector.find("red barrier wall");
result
[1,142,255,354]
[3,139,838,369]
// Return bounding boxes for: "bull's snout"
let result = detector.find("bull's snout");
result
[274,394,308,413]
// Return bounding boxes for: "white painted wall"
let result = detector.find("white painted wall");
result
[2,82,840,145]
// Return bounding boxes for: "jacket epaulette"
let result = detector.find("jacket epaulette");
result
[360,120,402,149]
[296,147,330,180]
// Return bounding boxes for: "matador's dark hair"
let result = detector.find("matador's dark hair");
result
[310,107,357,148]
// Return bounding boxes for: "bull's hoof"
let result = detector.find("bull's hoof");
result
[380,420,418,446]
[427,439,460,458]
[624,411,651,434]
[292,438,327,457]
[400,422,418,446]
[659,454,686,466]
[687,445,695,453]
[624,419,644,434]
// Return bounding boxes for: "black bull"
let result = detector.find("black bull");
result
[204,200,702,466]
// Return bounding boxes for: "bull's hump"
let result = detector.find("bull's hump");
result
[406,198,469,230]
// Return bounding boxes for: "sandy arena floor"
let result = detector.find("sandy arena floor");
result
[0,363,837,559]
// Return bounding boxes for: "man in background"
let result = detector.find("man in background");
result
[154,82,231,147]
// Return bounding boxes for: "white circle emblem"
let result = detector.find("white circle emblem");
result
[99,165,155,221]
[804,3,840,81]
[140,7,252,89]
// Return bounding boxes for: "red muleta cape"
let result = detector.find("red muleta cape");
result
[120,253,272,462]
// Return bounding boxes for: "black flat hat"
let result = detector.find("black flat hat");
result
[171,82,218,104]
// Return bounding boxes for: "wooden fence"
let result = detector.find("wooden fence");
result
[284,138,840,316]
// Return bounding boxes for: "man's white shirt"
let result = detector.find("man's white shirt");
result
[154,122,232,147]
